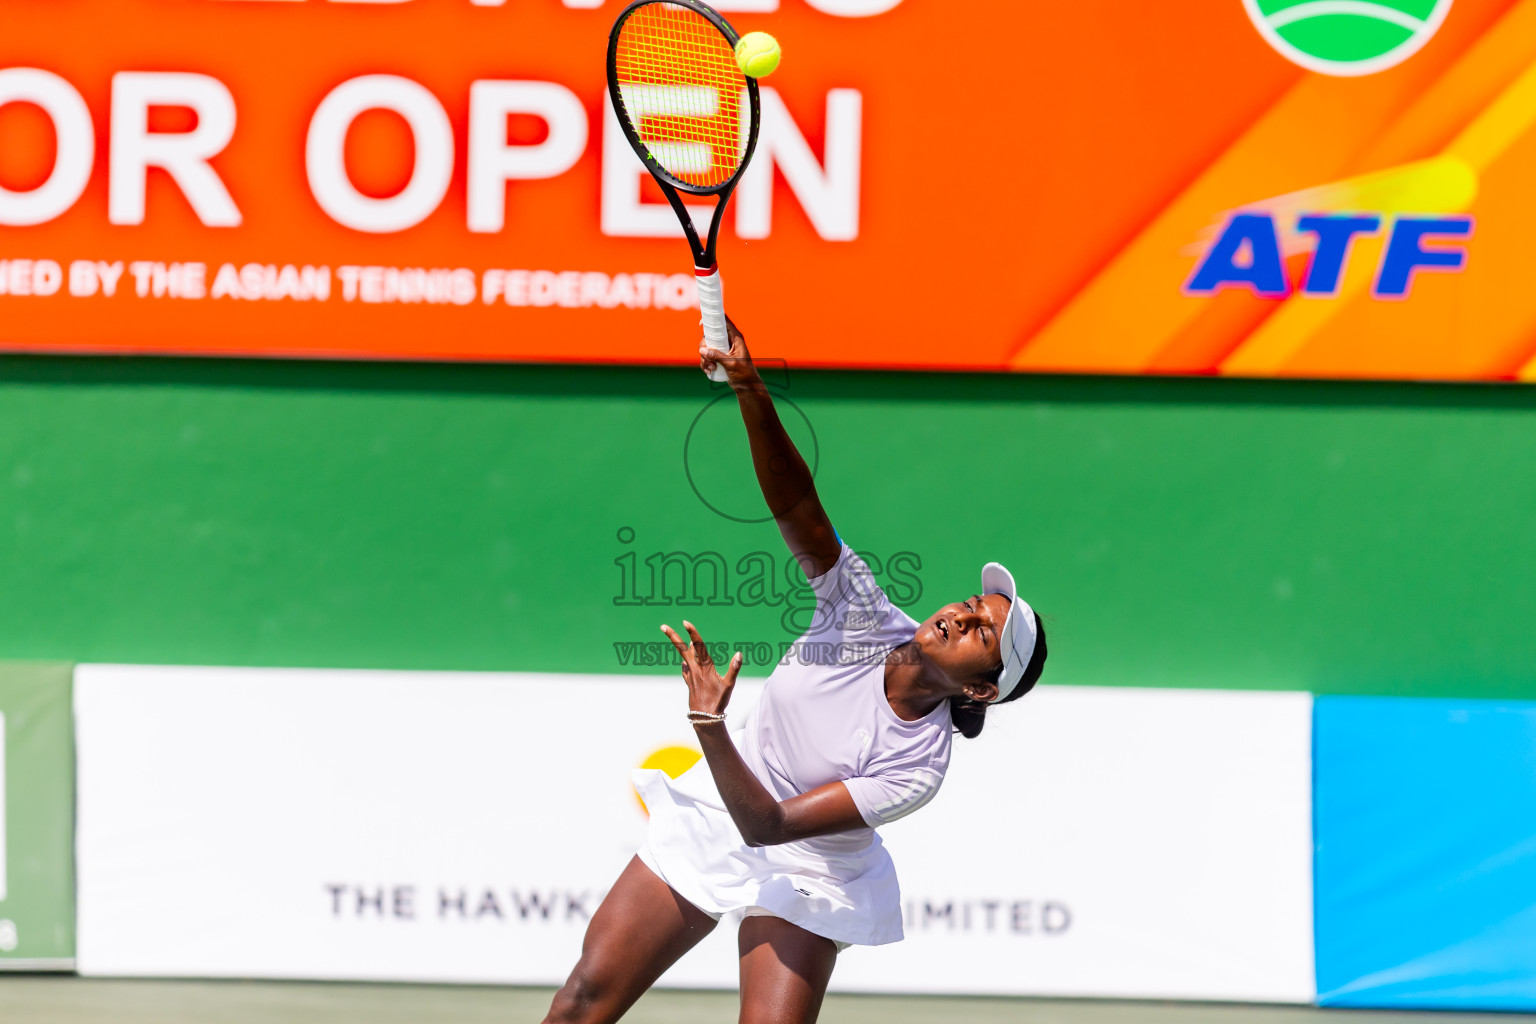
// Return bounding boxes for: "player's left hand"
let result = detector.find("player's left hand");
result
[660,620,741,717]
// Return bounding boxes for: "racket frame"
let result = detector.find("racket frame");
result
[605,0,763,273]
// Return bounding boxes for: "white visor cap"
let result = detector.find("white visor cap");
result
[981,562,1039,703]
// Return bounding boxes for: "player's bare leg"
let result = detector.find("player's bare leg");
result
[542,856,718,1024]
[736,914,838,1024]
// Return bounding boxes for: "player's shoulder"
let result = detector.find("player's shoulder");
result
[871,703,954,764]
[811,542,885,603]
[801,539,921,655]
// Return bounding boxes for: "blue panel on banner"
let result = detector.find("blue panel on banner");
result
[1315,696,1536,1010]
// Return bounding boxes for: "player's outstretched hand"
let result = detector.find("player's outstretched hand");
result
[661,620,741,718]
[699,316,760,389]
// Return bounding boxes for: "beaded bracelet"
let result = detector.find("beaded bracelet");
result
[686,710,727,724]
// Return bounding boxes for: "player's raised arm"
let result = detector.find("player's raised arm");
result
[700,317,840,579]
[661,621,868,847]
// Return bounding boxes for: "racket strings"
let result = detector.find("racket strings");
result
[614,2,743,189]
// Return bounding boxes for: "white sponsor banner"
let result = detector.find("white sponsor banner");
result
[75,665,1314,1001]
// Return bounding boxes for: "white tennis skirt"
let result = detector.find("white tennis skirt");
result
[632,757,906,948]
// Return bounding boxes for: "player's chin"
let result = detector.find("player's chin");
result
[905,628,937,662]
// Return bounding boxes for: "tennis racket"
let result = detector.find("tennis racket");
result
[607,0,762,382]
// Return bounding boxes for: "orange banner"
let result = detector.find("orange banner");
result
[1,0,1533,378]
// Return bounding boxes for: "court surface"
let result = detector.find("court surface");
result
[4,979,1530,1024]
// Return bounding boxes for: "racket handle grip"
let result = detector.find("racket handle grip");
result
[696,265,729,383]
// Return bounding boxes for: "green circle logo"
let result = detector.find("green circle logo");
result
[1243,0,1454,76]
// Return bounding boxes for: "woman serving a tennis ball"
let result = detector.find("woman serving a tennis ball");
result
[542,319,1048,1024]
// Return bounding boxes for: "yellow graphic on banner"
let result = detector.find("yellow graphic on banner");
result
[633,745,701,814]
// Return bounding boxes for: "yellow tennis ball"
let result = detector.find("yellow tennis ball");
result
[735,32,781,79]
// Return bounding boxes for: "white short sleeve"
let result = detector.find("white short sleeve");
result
[842,766,945,828]
[804,544,910,647]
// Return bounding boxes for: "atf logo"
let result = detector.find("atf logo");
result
[1184,156,1476,299]
[1186,213,1471,299]
[1243,0,1455,76]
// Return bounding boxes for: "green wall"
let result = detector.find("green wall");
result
[0,355,1533,698]
[0,661,75,967]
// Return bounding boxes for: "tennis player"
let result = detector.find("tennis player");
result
[542,318,1048,1024]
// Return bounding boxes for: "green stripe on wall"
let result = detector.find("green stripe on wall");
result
[0,356,1532,698]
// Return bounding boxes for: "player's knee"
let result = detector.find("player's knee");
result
[545,967,610,1024]
[739,1003,819,1024]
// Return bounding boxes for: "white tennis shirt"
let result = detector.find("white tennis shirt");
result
[634,543,952,946]
[740,542,951,842]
